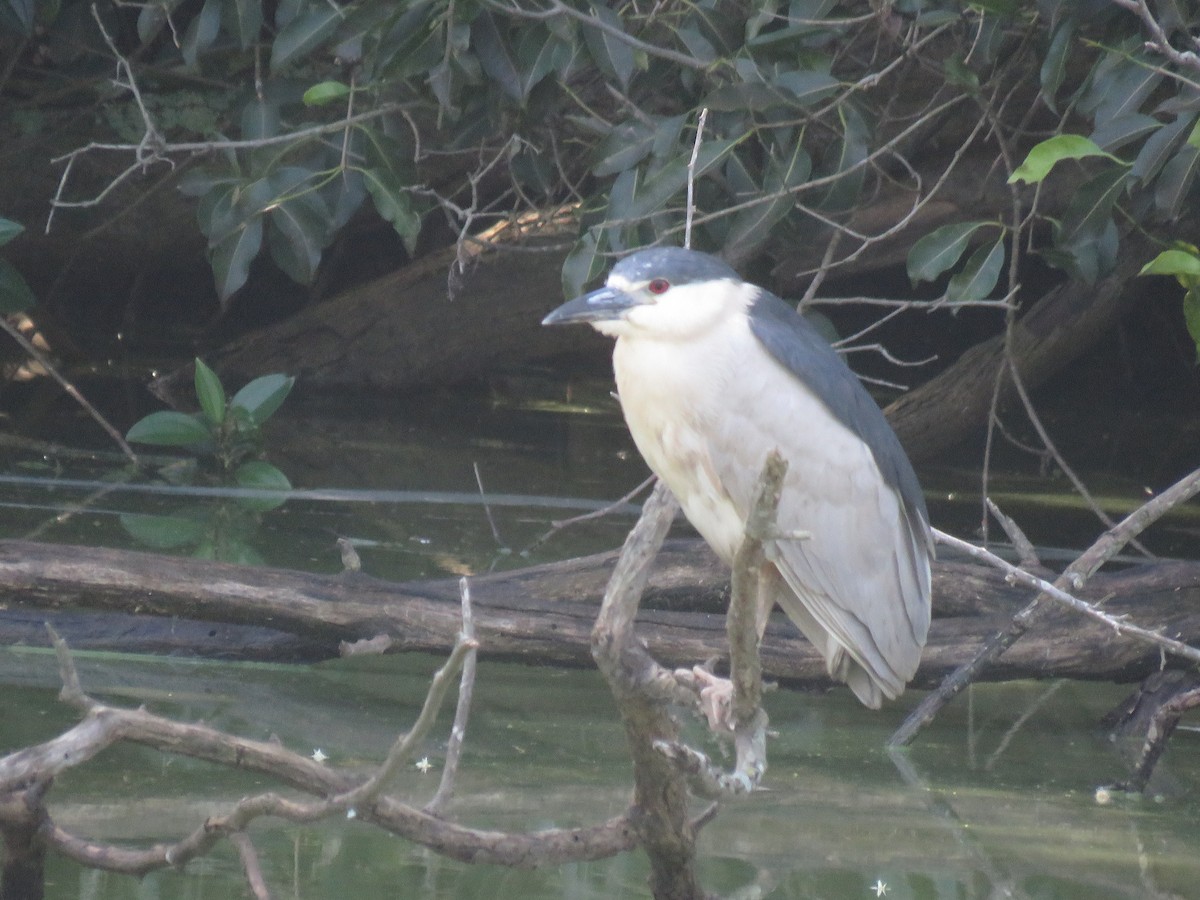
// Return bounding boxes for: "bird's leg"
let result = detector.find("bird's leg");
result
[691,665,736,733]
[755,563,781,639]
[671,660,734,733]
[680,567,779,732]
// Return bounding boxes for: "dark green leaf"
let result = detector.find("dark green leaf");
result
[360,127,415,187]
[1039,16,1074,113]
[511,147,555,198]
[178,170,239,199]
[1008,134,1122,184]
[907,221,993,283]
[561,230,606,299]
[231,373,295,425]
[605,167,637,236]
[0,259,35,313]
[1049,215,1120,282]
[194,358,226,426]
[472,12,523,101]
[651,115,687,159]
[515,27,561,96]
[723,151,758,198]
[676,23,717,64]
[1130,114,1194,184]
[222,0,261,48]
[1155,144,1200,218]
[210,215,263,303]
[240,97,280,140]
[946,237,1006,303]
[627,159,687,220]
[362,168,421,254]
[428,59,454,115]
[626,139,737,221]
[326,168,367,230]
[137,0,176,45]
[724,144,812,260]
[1184,289,1200,363]
[273,0,302,29]
[268,193,329,284]
[270,6,343,72]
[2,0,35,35]
[302,80,351,106]
[127,411,213,447]
[820,104,868,210]
[373,3,442,77]
[775,70,839,106]
[943,56,979,93]
[1057,167,1130,245]
[120,513,208,549]
[235,460,292,511]
[181,0,221,68]
[1090,113,1160,152]
[591,121,655,176]
[0,217,23,246]
[580,4,635,89]
[703,82,786,111]
[1083,55,1161,127]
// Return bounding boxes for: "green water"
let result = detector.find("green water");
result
[5,651,1197,899]
[1,374,1199,898]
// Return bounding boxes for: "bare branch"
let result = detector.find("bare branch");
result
[1109,0,1200,76]
[425,576,479,815]
[984,498,1040,571]
[0,318,138,465]
[891,461,1200,746]
[520,475,653,555]
[684,107,708,249]
[229,832,272,900]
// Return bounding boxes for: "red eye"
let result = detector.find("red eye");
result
[647,278,670,294]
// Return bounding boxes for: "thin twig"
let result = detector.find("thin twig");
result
[1005,351,1153,558]
[338,634,478,811]
[229,832,272,900]
[472,461,508,551]
[890,460,1200,748]
[520,475,653,555]
[985,498,1040,570]
[1109,0,1200,75]
[425,577,479,816]
[0,318,138,465]
[684,108,708,249]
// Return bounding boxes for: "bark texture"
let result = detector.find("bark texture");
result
[0,538,1195,688]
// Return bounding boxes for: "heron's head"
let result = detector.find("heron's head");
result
[542,247,754,341]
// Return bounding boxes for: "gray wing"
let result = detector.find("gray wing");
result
[711,292,933,698]
[748,290,932,546]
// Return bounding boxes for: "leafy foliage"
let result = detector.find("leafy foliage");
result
[1140,244,1200,362]
[0,217,35,313]
[127,358,294,502]
[123,359,295,560]
[5,0,1198,310]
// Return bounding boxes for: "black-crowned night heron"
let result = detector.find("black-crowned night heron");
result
[543,246,933,708]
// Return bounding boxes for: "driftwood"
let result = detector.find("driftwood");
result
[1,537,1197,689]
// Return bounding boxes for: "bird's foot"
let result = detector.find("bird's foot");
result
[674,665,736,733]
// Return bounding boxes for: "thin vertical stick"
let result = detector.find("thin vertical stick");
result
[683,108,708,249]
[425,577,478,815]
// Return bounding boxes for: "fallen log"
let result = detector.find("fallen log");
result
[0,538,1196,688]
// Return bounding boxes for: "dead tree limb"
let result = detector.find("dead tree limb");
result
[891,463,1200,746]
[591,481,707,900]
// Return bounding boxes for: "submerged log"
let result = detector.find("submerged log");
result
[0,538,1197,688]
